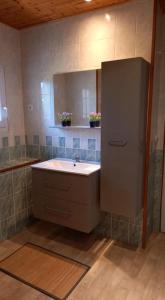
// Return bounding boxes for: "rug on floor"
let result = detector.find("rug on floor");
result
[0,243,89,300]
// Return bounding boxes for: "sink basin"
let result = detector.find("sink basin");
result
[31,159,100,176]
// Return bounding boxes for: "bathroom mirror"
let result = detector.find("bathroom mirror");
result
[53,69,101,127]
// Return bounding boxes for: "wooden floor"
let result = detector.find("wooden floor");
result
[0,221,110,267]
[0,222,165,300]
[0,272,52,300]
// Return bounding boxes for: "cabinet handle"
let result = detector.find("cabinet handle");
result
[45,206,71,216]
[108,139,127,147]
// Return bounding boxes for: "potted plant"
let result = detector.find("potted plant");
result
[89,112,101,127]
[95,112,101,127]
[58,112,72,127]
[89,112,97,127]
[66,112,72,126]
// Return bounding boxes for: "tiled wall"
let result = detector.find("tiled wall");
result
[0,132,32,242]
[0,23,27,241]
[0,165,32,240]
[152,150,164,232]
[96,211,143,247]
[146,149,164,238]
[0,23,25,148]
[26,130,101,162]
[0,135,26,164]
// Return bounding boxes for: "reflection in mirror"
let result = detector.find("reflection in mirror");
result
[53,69,101,127]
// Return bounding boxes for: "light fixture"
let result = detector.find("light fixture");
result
[85,0,92,2]
[105,13,111,21]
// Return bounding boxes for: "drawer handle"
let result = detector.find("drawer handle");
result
[45,206,71,216]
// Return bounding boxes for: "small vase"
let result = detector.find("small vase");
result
[95,120,100,127]
[66,120,71,126]
[61,120,67,127]
[90,121,95,128]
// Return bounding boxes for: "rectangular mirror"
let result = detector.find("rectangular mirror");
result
[53,69,101,127]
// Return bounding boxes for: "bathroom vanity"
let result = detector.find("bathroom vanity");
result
[31,159,100,233]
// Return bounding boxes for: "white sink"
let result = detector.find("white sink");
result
[31,159,100,176]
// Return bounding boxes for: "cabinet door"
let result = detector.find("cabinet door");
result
[101,58,149,218]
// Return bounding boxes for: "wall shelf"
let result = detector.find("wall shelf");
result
[49,125,101,129]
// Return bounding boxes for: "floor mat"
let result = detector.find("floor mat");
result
[0,243,89,300]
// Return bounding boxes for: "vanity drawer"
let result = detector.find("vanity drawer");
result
[33,186,92,205]
[32,169,98,205]
[32,169,72,190]
[33,194,91,232]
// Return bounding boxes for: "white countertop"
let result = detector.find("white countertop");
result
[31,159,100,176]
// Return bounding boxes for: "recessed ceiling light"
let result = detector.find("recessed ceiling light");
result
[85,0,92,2]
[105,13,111,21]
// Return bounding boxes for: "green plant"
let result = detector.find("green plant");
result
[89,112,101,121]
[58,112,72,122]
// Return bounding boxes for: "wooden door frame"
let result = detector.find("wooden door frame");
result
[142,0,158,248]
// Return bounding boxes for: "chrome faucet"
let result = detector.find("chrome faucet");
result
[74,154,80,162]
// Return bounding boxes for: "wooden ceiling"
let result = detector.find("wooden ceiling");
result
[0,0,164,30]
[0,0,131,29]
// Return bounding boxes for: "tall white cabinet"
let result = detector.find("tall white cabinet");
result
[101,58,149,218]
